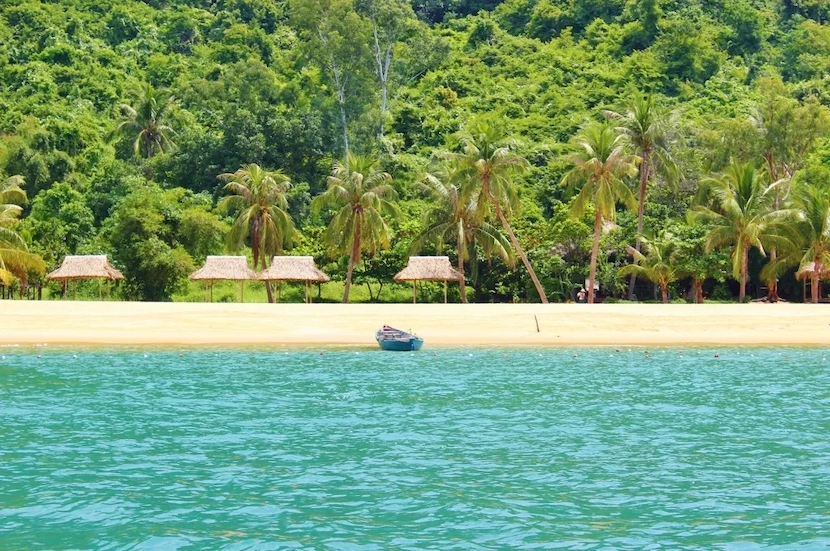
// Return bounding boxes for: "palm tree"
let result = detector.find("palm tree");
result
[761,182,830,303]
[413,160,513,303]
[562,121,639,304]
[456,121,549,303]
[1,175,45,286]
[691,162,791,302]
[219,164,295,303]
[618,237,680,303]
[605,95,678,299]
[312,153,398,303]
[114,83,177,158]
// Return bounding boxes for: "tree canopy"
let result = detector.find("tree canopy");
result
[2,0,830,302]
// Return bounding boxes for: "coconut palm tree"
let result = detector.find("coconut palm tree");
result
[691,162,792,302]
[114,83,177,158]
[618,237,680,303]
[219,164,295,303]
[562,121,639,304]
[413,160,513,303]
[1,175,45,286]
[761,182,830,303]
[312,153,398,303]
[605,95,678,299]
[456,121,548,303]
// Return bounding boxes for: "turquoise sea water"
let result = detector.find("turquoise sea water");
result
[1,346,830,550]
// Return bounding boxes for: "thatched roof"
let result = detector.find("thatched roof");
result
[189,256,257,281]
[796,261,830,280]
[259,256,330,282]
[47,255,124,281]
[394,256,463,282]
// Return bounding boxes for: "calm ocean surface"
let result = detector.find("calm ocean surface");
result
[1,346,829,550]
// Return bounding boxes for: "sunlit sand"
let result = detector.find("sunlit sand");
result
[3,301,830,347]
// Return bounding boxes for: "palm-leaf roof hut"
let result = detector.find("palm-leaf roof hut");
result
[189,255,257,302]
[394,256,463,303]
[258,256,330,303]
[796,261,830,302]
[46,255,124,299]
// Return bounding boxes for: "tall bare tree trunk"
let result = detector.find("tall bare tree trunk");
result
[494,203,548,304]
[588,209,602,304]
[329,54,350,159]
[628,152,650,300]
[343,216,362,303]
[694,278,703,304]
[371,20,392,139]
[660,283,668,304]
[457,230,468,304]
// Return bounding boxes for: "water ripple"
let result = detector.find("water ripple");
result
[1,347,829,549]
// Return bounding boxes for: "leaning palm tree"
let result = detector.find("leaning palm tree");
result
[562,121,639,304]
[113,83,177,158]
[605,95,678,299]
[0,175,45,286]
[1,175,26,222]
[619,237,680,304]
[312,153,398,303]
[413,160,513,303]
[761,182,830,303]
[219,164,295,303]
[456,121,548,303]
[691,162,792,302]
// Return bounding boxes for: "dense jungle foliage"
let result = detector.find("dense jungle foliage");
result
[2,0,830,303]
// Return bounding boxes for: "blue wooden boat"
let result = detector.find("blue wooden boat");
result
[376,325,424,351]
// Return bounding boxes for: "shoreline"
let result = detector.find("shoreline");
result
[4,301,830,347]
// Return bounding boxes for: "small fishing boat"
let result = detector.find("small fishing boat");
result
[375,325,424,351]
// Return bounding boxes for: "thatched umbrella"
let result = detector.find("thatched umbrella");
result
[258,256,330,303]
[394,256,463,304]
[189,256,257,302]
[796,261,830,303]
[46,255,125,299]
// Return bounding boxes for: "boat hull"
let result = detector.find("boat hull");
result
[377,337,424,351]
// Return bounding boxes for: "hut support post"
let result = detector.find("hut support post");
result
[107,279,111,300]
[63,280,67,299]
[210,283,214,303]
[73,281,77,300]
[444,280,448,304]
[98,279,102,300]
[241,281,245,303]
[305,281,310,304]
[412,282,417,304]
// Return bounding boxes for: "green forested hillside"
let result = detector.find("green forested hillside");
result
[1,0,830,302]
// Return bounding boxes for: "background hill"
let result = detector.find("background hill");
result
[1,0,829,302]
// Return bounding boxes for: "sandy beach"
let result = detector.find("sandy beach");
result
[2,301,830,347]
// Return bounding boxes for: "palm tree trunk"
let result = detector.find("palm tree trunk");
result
[588,209,602,304]
[262,256,274,304]
[494,202,549,304]
[739,243,749,303]
[457,230,468,304]
[343,216,362,303]
[694,278,703,304]
[660,283,668,304]
[812,272,820,303]
[253,223,274,304]
[628,152,650,300]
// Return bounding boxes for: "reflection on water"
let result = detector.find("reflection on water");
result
[1,347,829,549]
